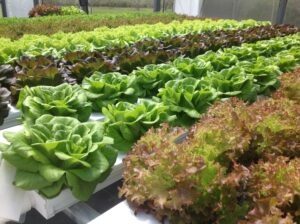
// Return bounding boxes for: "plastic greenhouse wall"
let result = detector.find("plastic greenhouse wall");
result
[284,0,300,26]
[41,0,175,12]
[201,0,280,23]
[42,0,174,8]
[234,0,279,22]
[174,0,203,16]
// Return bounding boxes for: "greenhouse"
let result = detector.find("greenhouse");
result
[0,0,299,223]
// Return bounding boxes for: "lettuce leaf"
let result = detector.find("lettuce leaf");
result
[17,83,92,124]
[102,99,176,152]
[0,115,117,201]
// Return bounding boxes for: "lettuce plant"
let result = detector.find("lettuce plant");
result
[247,98,300,158]
[120,68,300,222]
[0,64,15,89]
[204,66,258,102]
[190,96,300,162]
[173,57,213,78]
[60,6,85,15]
[82,72,141,111]
[273,67,300,102]
[157,77,219,126]
[11,55,64,103]
[17,83,92,124]
[0,87,10,125]
[15,56,63,86]
[0,19,268,64]
[6,24,296,92]
[197,51,239,71]
[156,40,300,126]
[102,99,176,152]
[0,115,118,201]
[239,156,300,223]
[120,123,248,223]
[117,50,176,74]
[3,26,299,105]
[237,59,281,95]
[29,4,61,17]
[131,64,184,97]
[68,58,115,82]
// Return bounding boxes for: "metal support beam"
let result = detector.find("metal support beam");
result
[154,0,161,12]
[276,0,288,24]
[162,0,166,12]
[1,0,7,17]
[33,0,39,6]
[79,0,89,14]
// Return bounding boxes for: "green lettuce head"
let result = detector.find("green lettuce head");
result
[82,72,141,112]
[102,99,176,152]
[17,83,92,124]
[0,115,117,201]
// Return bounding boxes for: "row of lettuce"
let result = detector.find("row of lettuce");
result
[1,24,298,105]
[0,13,192,40]
[120,68,300,224]
[0,19,276,127]
[0,33,299,201]
[0,19,268,64]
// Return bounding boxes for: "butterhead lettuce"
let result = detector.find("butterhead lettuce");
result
[17,83,92,124]
[0,115,117,201]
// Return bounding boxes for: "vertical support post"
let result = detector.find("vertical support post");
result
[232,0,239,20]
[79,0,89,14]
[33,0,39,6]
[276,0,288,24]
[154,0,161,12]
[173,0,176,13]
[1,0,7,17]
